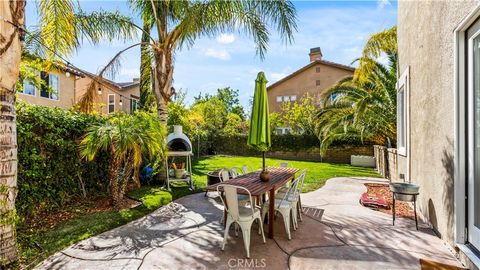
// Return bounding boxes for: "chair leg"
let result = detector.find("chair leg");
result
[241,226,251,258]
[222,218,233,251]
[282,211,291,240]
[257,217,266,243]
[297,198,303,222]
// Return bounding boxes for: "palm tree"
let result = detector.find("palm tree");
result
[79,0,297,123]
[80,112,166,206]
[317,52,397,153]
[354,26,397,83]
[0,0,138,264]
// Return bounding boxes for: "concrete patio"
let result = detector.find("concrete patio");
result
[35,177,464,270]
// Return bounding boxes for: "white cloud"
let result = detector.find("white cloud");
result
[270,72,287,81]
[205,48,231,60]
[377,0,391,10]
[216,33,235,44]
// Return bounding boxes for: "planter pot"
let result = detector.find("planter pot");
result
[389,183,419,202]
[175,169,186,179]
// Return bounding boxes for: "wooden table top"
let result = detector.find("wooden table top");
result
[205,167,299,196]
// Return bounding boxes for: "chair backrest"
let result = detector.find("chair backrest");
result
[297,169,307,194]
[217,184,254,220]
[241,165,251,174]
[219,169,230,182]
[279,162,289,168]
[230,167,241,178]
[277,175,301,207]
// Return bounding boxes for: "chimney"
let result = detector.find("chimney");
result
[133,77,140,83]
[309,47,323,62]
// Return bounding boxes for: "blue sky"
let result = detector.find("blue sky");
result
[26,0,397,109]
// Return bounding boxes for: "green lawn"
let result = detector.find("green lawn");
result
[16,155,380,269]
[191,155,381,192]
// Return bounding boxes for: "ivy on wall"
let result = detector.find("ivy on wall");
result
[15,102,110,222]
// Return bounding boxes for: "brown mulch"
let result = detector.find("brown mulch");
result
[364,183,415,219]
[24,196,140,231]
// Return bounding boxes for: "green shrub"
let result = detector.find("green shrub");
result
[16,102,109,222]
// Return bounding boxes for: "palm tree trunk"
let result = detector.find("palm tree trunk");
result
[0,0,25,265]
[139,20,153,111]
[109,155,121,206]
[152,47,173,125]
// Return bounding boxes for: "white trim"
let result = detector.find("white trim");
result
[108,94,115,114]
[396,67,409,157]
[454,2,480,258]
[457,244,480,269]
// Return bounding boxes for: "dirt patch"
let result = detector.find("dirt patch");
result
[24,196,141,231]
[364,183,415,219]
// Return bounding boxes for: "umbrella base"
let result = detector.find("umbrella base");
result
[260,170,271,182]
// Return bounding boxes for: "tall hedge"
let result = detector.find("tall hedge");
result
[16,102,109,221]
[191,134,370,157]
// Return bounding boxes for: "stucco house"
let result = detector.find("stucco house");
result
[18,66,84,109]
[75,72,140,115]
[267,47,354,134]
[396,1,480,269]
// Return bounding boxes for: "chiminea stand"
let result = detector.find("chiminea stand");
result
[164,151,194,191]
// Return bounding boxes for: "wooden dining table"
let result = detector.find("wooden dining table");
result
[205,167,299,239]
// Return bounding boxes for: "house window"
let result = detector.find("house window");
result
[290,95,297,102]
[397,67,409,156]
[283,96,290,102]
[130,97,139,113]
[108,94,115,114]
[276,96,282,103]
[316,67,320,73]
[21,79,36,96]
[316,80,321,86]
[40,72,59,100]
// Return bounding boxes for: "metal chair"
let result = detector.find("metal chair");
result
[276,169,306,228]
[279,162,289,168]
[218,184,266,258]
[230,167,242,178]
[261,175,301,240]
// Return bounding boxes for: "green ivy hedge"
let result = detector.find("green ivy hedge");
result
[16,102,109,222]
[191,134,371,157]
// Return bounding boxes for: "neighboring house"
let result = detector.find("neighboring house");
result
[267,47,354,134]
[76,72,140,115]
[18,67,84,109]
[397,1,480,269]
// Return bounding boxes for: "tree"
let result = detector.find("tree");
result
[0,1,25,264]
[94,0,297,124]
[0,0,138,264]
[280,94,318,135]
[317,29,397,153]
[354,26,397,83]
[80,113,167,206]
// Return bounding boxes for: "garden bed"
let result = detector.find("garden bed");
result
[364,183,415,219]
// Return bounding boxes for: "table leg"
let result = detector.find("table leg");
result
[268,187,275,239]
[392,193,396,226]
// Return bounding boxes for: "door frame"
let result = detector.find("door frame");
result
[455,3,480,261]
[467,18,480,249]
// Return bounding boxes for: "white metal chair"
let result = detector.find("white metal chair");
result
[276,170,306,228]
[230,167,242,178]
[217,184,266,258]
[261,176,301,240]
[219,169,249,205]
[241,165,253,174]
[279,162,289,168]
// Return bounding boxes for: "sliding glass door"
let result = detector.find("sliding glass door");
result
[468,19,480,250]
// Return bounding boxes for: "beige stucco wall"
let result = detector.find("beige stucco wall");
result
[76,77,140,115]
[267,62,353,113]
[17,70,76,109]
[397,0,477,246]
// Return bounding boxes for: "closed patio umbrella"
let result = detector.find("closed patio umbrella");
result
[248,72,271,181]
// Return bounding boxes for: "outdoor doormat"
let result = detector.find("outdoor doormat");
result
[419,258,467,270]
[363,183,415,219]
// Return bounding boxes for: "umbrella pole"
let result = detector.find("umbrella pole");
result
[262,151,266,171]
